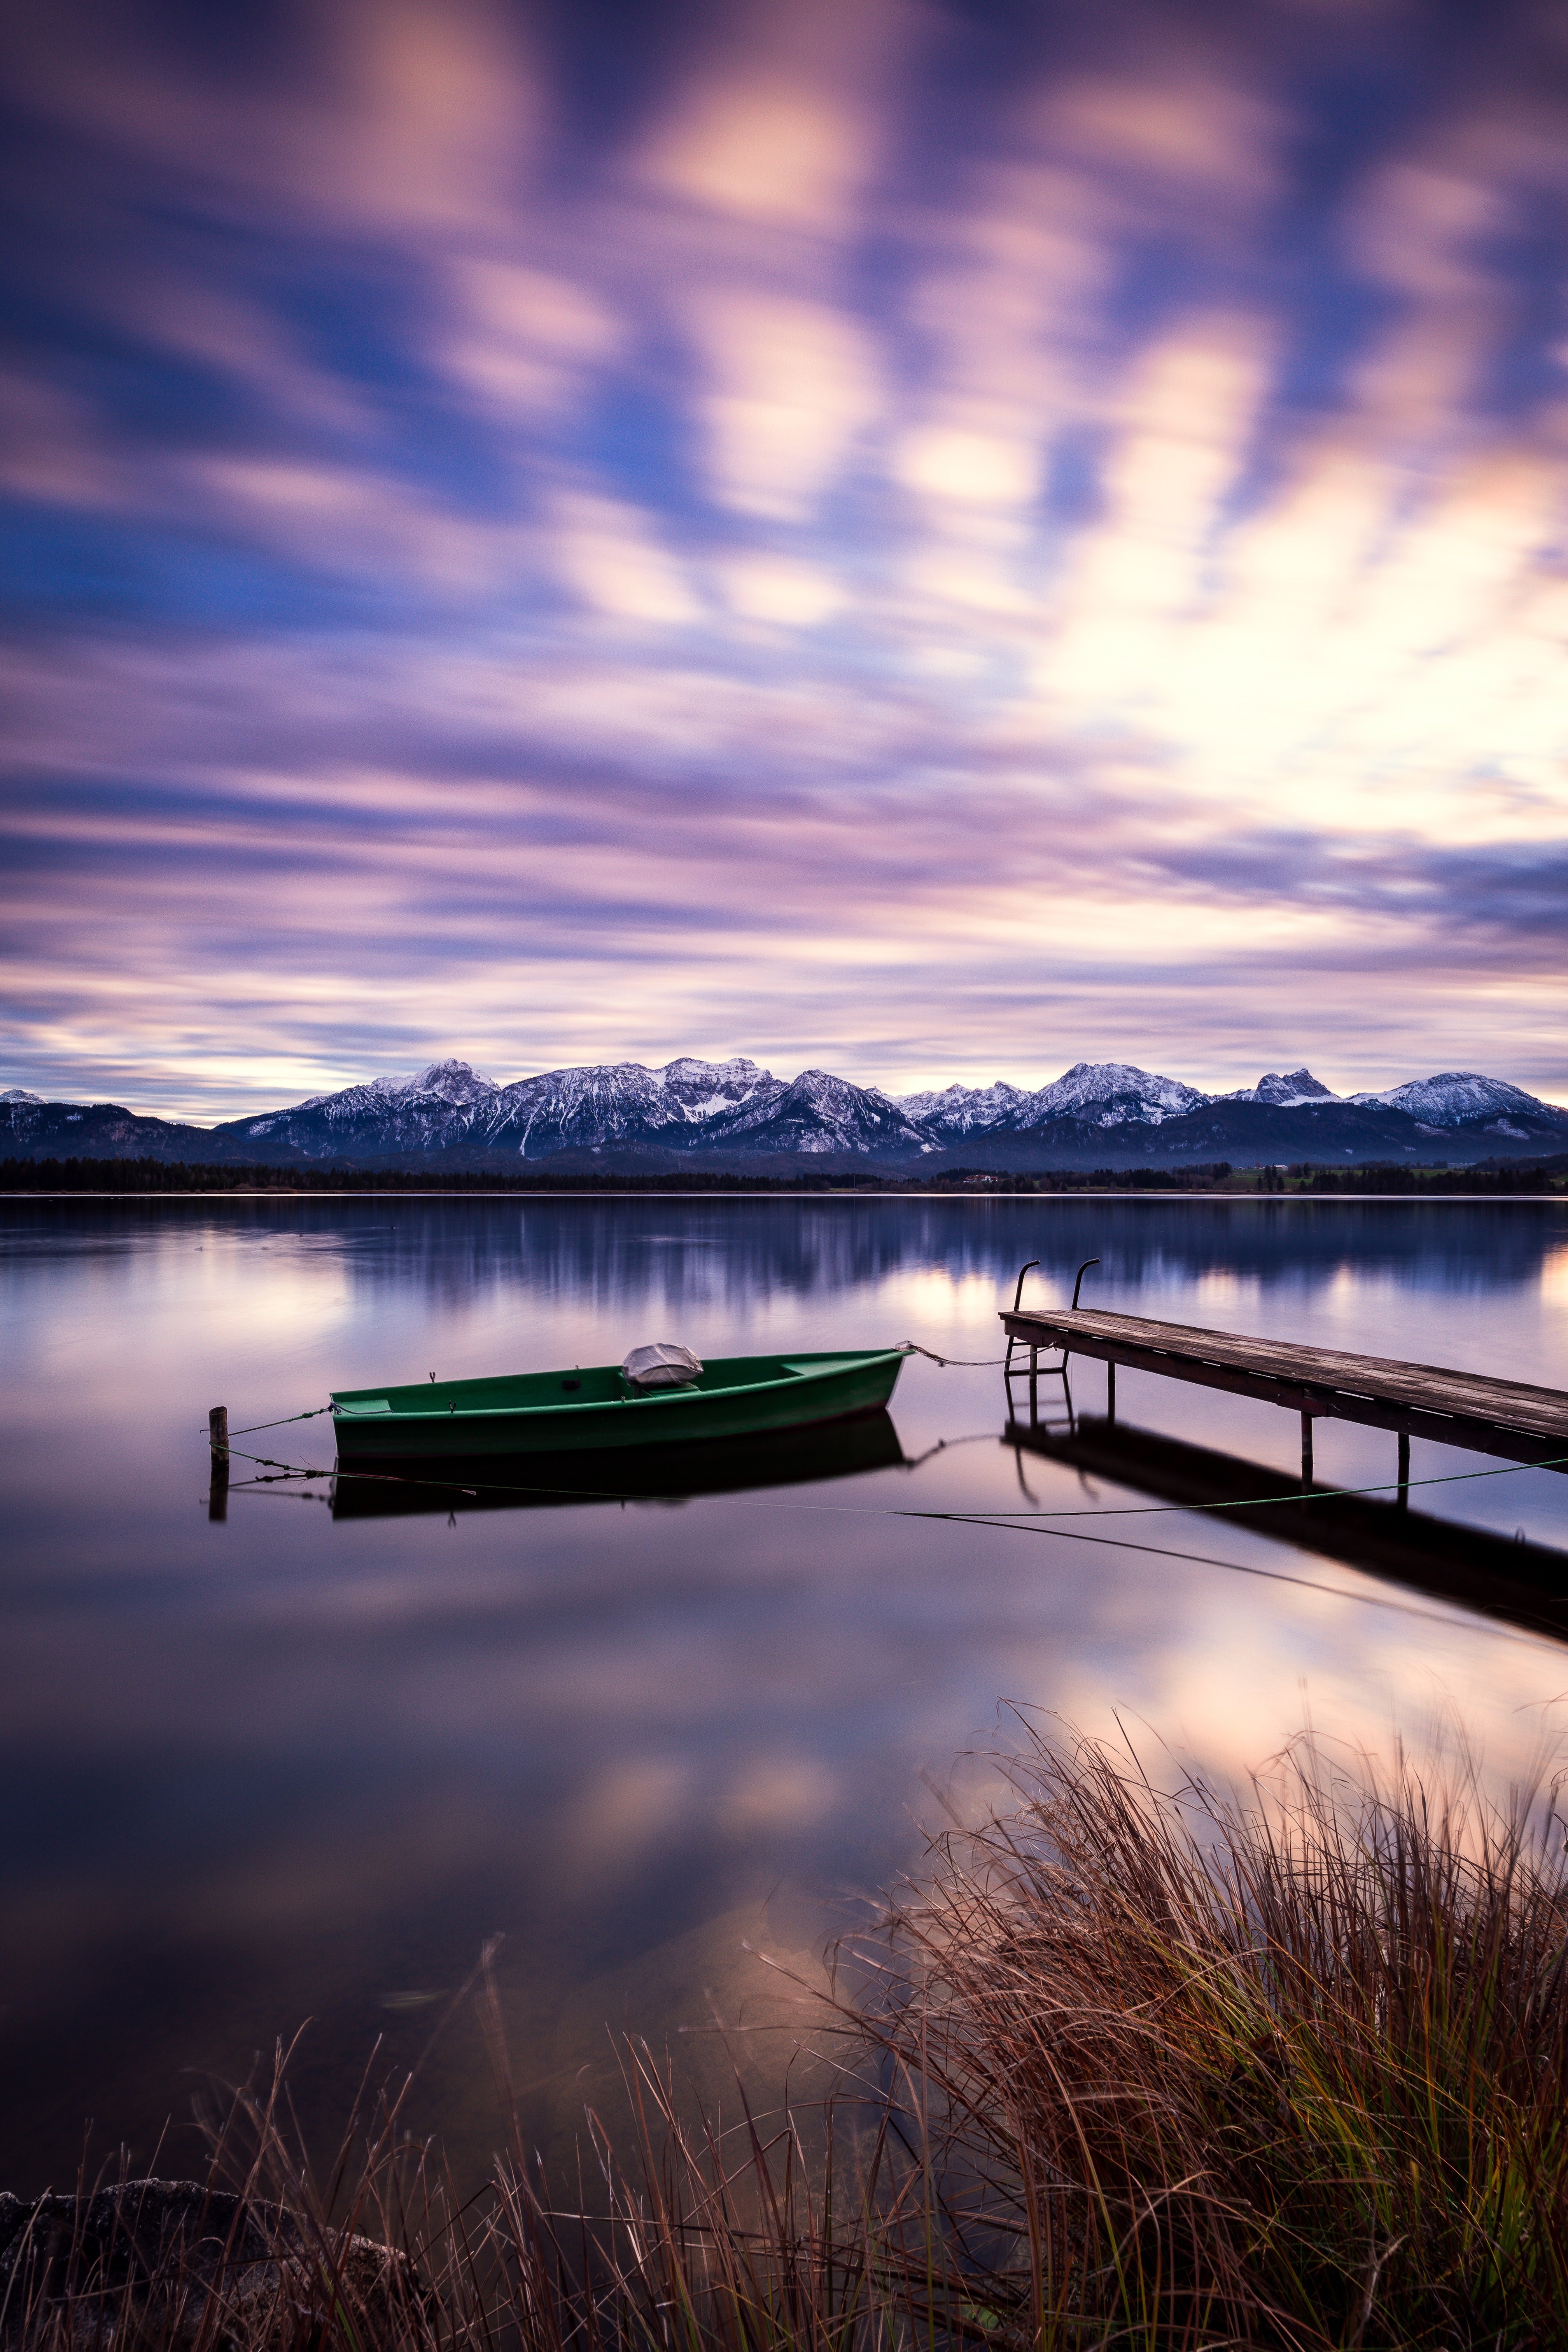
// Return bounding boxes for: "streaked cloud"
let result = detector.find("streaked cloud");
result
[684,289,884,518]
[0,0,1564,1114]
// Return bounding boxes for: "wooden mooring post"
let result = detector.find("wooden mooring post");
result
[208,1404,229,1522]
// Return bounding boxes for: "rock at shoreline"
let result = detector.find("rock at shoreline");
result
[0,2176,425,2344]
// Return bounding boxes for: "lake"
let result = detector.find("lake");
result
[4,1194,1568,2195]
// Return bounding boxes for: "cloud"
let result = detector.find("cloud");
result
[717,552,844,627]
[1037,66,1285,214]
[551,491,701,624]
[3,0,1567,1110]
[635,0,911,234]
[896,422,1039,509]
[1037,314,1279,711]
[683,289,884,518]
[643,74,870,233]
[448,262,623,416]
[0,369,125,509]
[12,0,541,239]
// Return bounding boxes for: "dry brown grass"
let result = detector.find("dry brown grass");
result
[8,1727,1568,2350]
[850,1721,1568,2349]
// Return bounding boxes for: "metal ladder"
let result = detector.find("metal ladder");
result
[1004,1256,1099,1430]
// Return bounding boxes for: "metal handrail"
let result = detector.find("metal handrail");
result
[1005,1256,1100,1396]
[1071,1257,1100,1309]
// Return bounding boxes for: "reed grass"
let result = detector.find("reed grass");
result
[6,1727,1568,2349]
[852,1722,1568,2349]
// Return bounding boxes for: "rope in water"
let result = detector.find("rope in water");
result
[223,1405,332,1436]
[994,1450,1568,1518]
[901,1343,1010,1366]
[214,1448,1563,1649]
[218,1439,1568,1520]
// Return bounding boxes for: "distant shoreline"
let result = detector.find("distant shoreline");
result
[4,1151,1566,1201]
[5,1186,1566,1204]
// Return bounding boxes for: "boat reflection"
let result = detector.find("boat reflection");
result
[1005,1413,1568,1644]
[331,1406,907,1519]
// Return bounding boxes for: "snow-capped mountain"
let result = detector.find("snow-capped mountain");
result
[5,1054,1566,1171]
[1024,1062,1210,1128]
[697,1068,933,1156]
[227,1055,782,1160]
[1225,1069,1339,1108]
[894,1080,1036,1136]
[1346,1073,1554,1130]
[486,1056,778,1156]
[902,1064,1211,1138]
[239,1059,506,1157]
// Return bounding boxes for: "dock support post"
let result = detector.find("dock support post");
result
[1028,1346,1039,1426]
[208,1404,229,1523]
[1397,1430,1409,1509]
[1106,1360,1116,1424]
[1300,1412,1314,1489]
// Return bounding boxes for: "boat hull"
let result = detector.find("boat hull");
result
[331,1347,908,1461]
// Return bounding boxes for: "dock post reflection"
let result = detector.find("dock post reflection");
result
[1002,1411,1568,1645]
[208,1403,228,1522]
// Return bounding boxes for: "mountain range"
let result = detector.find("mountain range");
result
[5,1056,1568,1174]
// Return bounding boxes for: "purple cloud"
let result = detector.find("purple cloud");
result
[2,0,1565,1114]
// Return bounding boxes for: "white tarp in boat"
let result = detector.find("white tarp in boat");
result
[621,1342,704,1390]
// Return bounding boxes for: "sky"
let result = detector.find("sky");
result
[2,0,1567,1121]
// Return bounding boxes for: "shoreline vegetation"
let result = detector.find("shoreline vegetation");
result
[3,1153,1566,1198]
[9,1728,1568,2349]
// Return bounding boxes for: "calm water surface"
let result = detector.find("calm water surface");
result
[4,1196,1568,2191]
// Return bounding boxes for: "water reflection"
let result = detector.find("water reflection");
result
[329,1410,907,1518]
[2,1195,1567,2203]
[320,1197,1567,1312]
[1008,1412,1568,1644]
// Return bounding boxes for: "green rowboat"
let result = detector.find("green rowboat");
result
[331,1346,910,1462]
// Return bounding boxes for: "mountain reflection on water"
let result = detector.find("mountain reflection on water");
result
[2,1195,1567,2201]
[304,1196,1565,1312]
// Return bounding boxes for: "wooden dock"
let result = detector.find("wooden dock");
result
[1000,1305,1568,1481]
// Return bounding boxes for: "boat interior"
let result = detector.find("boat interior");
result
[332,1348,896,1417]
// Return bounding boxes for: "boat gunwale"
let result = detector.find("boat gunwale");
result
[331,1344,912,1425]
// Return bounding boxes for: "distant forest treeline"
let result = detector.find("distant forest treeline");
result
[2,1154,1564,1196]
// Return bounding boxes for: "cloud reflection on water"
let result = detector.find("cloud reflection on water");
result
[1,1196,1566,2193]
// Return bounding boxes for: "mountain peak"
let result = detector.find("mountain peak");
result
[1029,1062,1211,1127]
[894,1080,1034,1135]
[660,1055,765,1082]
[404,1059,499,1103]
[1347,1071,1552,1126]
[1228,1068,1339,1107]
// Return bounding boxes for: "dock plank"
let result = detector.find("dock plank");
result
[1000,1306,1568,1468]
